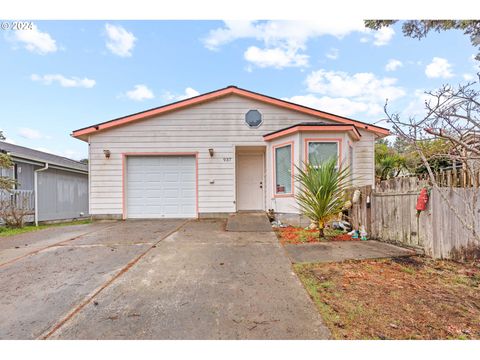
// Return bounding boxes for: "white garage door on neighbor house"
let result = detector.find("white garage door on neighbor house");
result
[126,156,196,218]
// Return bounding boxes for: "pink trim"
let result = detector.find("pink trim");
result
[72,87,389,139]
[122,152,199,219]
[272,141,295,198]
[263,125,361,142]
[304,138,343,169]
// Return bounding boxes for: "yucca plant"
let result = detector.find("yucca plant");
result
[294,157,350,239]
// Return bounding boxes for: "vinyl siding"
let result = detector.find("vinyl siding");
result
[88,94,377,215]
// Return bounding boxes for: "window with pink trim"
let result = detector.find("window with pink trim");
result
[274,144,293,195]
[307,141,339,168]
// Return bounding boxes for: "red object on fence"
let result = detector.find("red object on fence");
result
[416,187,429,211]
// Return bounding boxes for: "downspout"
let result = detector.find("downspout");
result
[34,162,49,226]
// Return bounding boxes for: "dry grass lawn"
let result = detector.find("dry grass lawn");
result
[295,256,480,339]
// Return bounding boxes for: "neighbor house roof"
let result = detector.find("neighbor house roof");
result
[72,86,390,140]
[0,141,88,173]
[263,122,362,141]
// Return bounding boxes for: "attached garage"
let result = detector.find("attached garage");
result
[72,86,389,221]
[124,154,197,219]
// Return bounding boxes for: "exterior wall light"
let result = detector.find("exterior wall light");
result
[208,148,214,157]
[103,149,111,159]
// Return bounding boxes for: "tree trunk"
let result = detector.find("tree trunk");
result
[318,227,324,239]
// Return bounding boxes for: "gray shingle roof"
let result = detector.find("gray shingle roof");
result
[0,141,87,173]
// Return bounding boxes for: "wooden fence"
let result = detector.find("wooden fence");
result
[427,168,480,188]
[349,177,480,260]
[0,190,35,224]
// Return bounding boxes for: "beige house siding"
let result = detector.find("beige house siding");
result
[87,94,377,216]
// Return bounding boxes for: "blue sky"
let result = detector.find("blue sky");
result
[0,20,478,160]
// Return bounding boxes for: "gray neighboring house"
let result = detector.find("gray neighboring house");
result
[0,141,88,224]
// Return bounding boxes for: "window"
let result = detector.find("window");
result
[307,141,338,167]
[245,110,262,128]
[274,144,292,195]
[348,144,354,183]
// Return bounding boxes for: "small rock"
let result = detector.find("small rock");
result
[14,246,19,249]
[389,323,399,329]
[220,262,224,265]
[93,301,99,306]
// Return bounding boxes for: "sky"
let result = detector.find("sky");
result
[0,20,479,160]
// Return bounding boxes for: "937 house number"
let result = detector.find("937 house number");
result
[223,157,232,162]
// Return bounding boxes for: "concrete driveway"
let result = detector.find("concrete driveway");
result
[0,218,329,340]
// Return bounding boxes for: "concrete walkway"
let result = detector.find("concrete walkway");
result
[0,218,329,340]
[50,219,329,340]
[0,219,185,339]
[226,212,272,232]
[284,240,416,264]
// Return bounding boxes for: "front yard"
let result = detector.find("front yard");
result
[294,256,480,339]
[274,226,353,244]
[0,219,91,237]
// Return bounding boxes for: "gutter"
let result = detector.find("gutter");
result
[34,162,49,226]
[10,155,87,174]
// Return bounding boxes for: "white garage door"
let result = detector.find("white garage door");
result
[126,156,196,218]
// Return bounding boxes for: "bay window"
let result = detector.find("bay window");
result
[307,141,339,167]
[274,144,293,195]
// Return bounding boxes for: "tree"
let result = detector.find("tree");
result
[375,139,408,181]
[0,131,16,191]
[294,158,350,238]
[383,80,480,245]
[365,20,480,60]
[366,20,480,246]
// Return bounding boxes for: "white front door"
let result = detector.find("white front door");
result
[236,153,264,211]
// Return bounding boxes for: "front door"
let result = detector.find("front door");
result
[236,153,264,211]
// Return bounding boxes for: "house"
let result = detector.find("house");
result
[72,86,389,224]
[0,141,89,224]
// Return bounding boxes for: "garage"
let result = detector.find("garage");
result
[126,155,196,218]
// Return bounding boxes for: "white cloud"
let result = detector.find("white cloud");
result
[162,87,200,102]
[125,84,155,101]
[326,48,339,60]
[18,127,49,140]
[105,23,136,57]
[359,27,395,47]
[306,69,405,102]
[403,89,433,119]
[203,20,366,68]
[385,59,403,72]
[31,74,96,88]
[463,73,475,81]
[373,27,395,46]
[425,57,454,78]
[244,46,308,68]
[283,68,406,119]
[11,24,57,55]
[284,94,382,117]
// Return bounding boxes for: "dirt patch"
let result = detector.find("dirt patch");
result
[294,256,480,339]
[275,226,355,245]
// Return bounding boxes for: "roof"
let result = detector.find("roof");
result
[263,122,362,141]
[0,141,88,173]
[72,86,390,140]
